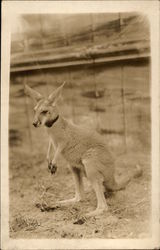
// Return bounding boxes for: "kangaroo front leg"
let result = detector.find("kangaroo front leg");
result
[46,139,52,168]
[47,140,56,174]
[49,145,62,175]
[58,167,84,204]
[47,139,57,174]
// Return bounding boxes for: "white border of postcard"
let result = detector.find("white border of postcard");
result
[1,1,160,249]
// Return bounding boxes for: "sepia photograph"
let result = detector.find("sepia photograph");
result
[1,1,160,249]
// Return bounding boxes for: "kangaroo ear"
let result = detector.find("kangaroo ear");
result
[24,84,43,102]
[48,81,66,104]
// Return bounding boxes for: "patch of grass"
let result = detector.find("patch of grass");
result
[10,215,40,232]
[35,202,60,212]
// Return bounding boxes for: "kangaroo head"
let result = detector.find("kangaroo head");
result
[24,82,65,128]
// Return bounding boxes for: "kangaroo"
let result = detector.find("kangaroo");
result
[24,82,141,216]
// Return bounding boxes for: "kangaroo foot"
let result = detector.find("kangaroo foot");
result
[58,196,82,204]
[85,206,108,217]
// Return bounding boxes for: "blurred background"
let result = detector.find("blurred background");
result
[9,12,151,239]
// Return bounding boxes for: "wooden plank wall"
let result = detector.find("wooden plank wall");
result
[9,14,150,157]
[10,59,150,158]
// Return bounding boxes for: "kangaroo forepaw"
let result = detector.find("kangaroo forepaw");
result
[51,164,57,175]
[48,162,57,175]
[48,161,51,170]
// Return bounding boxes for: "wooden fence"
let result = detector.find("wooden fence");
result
[9,13,150,157]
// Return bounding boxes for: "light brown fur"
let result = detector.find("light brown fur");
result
[24,83,141,216]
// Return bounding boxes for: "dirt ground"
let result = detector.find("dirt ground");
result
[9,61,151,239]
[9,148,151,239]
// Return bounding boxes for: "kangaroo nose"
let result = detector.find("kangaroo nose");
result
[33,122,38,127]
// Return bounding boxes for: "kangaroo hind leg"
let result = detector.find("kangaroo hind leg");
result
[58,166,84,204]
[82,157,108,217]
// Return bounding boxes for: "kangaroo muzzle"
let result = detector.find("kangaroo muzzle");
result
[32,120,41,127]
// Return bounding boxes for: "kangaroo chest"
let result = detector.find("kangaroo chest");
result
[46,118,105,167]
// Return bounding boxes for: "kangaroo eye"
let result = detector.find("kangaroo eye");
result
[41,110,48,114]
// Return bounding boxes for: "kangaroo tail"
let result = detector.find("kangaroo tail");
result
[103,164,142,191]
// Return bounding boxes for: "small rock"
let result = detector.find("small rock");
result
[95,229,99,233]
[73,218,85,225]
